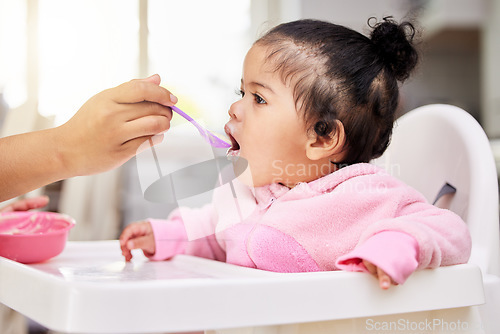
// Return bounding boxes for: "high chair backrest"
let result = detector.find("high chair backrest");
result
[375,104,500,276]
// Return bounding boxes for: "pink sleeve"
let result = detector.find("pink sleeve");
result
[336,231,419,284]
[148,217,188,261]
[147,205,226,262]
[357,204,471,271]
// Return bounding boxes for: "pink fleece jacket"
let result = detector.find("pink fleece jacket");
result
[147,163,471,284]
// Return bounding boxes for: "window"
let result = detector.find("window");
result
[38,0,139,124]
[1,0,251,129]
[148,0,251,128]
[0,0,27,108]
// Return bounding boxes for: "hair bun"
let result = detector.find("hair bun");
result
[369,17,419,82]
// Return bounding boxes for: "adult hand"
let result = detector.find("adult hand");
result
[0,196,49,213]
[56,74,176,176]
[0,74,176,202]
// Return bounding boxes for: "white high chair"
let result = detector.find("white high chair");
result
[0,104,496,334]
[373,104,500,333]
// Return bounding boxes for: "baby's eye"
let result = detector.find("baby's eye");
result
[235,89,245,98]
[254,94,266,104]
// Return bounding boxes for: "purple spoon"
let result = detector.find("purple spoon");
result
[171,105,230,148]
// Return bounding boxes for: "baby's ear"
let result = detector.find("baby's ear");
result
[305,120,346,161]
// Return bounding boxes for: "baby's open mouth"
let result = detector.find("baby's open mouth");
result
[228,133,240,151]
[224,124,240,157]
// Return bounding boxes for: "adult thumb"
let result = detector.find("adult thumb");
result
[143,73,161,85]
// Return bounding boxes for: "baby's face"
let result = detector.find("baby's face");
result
[224,45,327,188]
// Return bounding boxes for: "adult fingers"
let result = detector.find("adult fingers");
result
[127,134,165,155]
[143,73,161,85]
[0,196,50,212]
[121,101,173,123]
[115,135,165,165]
[119,115,171,145]
[110,75,178,106]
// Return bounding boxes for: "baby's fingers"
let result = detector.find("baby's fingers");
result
[119,221,151,246]
[121,246,133,262]
[376,267,393,290]
[119,221,153,261]
[362,260,378,276]
[362,260,397,290]
[126,235,155,257]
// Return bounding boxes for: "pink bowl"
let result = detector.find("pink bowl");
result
[0,211,75,264]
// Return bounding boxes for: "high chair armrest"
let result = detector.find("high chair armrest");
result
[0,241,485,333]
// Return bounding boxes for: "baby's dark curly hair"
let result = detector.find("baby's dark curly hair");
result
[255,17,419,164]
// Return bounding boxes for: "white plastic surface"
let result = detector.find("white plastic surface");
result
[0,240,484,334]
[375,104,500,277]
[373,104,500,333]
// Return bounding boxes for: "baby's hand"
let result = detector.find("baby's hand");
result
[119,221,155,261]
[362,260,398,290]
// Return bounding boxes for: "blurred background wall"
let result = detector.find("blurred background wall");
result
[0,0,499,241]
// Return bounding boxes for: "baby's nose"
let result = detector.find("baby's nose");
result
[228,101,242,120]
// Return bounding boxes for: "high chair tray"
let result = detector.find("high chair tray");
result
[0,240,484,333]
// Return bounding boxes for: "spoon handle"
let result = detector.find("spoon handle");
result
[171,105,195,122]
[170,105,230,148]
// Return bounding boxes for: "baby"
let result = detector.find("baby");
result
[120,18,471,289]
